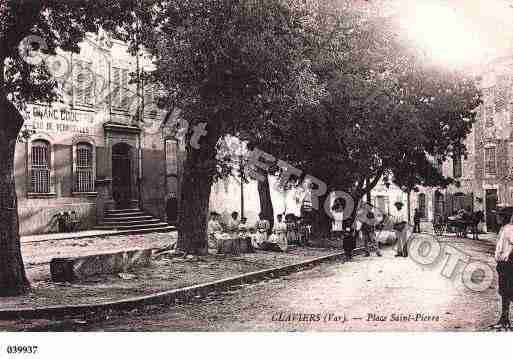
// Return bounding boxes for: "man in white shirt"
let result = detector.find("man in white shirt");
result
[393,201,409,257]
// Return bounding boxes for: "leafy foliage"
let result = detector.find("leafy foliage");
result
[246,1,481,204]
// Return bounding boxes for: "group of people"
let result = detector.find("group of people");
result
[337,201,409,259]
[207,211,312,253]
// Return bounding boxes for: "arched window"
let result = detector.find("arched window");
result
[75,142,94,192]
[31,140,50,193]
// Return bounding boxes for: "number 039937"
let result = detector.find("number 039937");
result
[6,345,38,355]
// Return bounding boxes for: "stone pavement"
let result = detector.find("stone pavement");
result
[21,230,119,244]
[59,233,503,332]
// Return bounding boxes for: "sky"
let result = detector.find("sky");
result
[370,0,513,69]
[450,0,513,61]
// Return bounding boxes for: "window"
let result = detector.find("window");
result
[112,66,129,110]
[453,193,465,212]
[484,147,496,176]
[434,155,443,174]
[453,154,462,178]
[165,139,178,176]
[165,139,179,196]
[495,75,508,113]
[75,143,94,192]
[74,60,94,106]
[418,193,426,218]
[483,87,494,127]
[31,140,50,193]
[434,192,444,217]
[143,84,159,118]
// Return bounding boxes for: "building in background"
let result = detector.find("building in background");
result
[371,56,513,233]
[16,33,183,235]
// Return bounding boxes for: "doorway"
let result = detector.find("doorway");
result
[434,191,444,218]
[112,143,132,209]
[485,189,498,233]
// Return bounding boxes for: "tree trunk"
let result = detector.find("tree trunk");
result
[0,98,30,296]
[175,120,220,256]
[175,152,215,255]
[407,190,411,224]
[257,175,274,231]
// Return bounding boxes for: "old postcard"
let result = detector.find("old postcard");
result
[0,0,511,357]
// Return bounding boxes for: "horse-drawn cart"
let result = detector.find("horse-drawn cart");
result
[433,211,477,238]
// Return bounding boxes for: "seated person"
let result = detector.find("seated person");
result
[238,217,250,239]
[238,217,254,253]
[249,226,261,249]
[226,211,240,240]
[285,214,298,244]
[254,213,270,248]
[263,214,288,252]
[207,212,228,249]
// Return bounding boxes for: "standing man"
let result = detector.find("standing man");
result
[225,211,241,255]
[472,208,484,240]
[494,209,513,328]
[413,208,422,233]
[166,195,178,224]
[393,201,409,257]
[361,210,382,257]
[331,200,344,241]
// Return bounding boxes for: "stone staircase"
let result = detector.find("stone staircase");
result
[95,208,175,234]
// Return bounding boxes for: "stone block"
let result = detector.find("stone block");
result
[50,248,152,282]
[217,238,254,255]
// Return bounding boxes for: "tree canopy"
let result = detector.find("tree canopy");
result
[245,0,480,205]
[0,0,148,296]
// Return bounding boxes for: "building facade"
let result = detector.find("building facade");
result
[16,33,183,235]
[371,56,513,232]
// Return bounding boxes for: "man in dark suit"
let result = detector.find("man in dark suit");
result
[413,208,422,233]
[166,195,178,224]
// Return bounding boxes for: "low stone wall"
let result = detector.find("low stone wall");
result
[18,201,96,236]
[50,248,153,282]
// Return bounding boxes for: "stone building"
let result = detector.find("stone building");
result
[15,33,182,235]
[371,56,513,232]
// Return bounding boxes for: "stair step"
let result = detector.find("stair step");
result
[103,215,154,222]
[105,208,143,214]
[105,212,146,218]
[100,208,173,235]
[114,226,176,235]
[95,222,171,230]
[100,219,161,226]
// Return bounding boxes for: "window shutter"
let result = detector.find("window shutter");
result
[112,67,121,108]
[31,140,50,193]
[74,61,93,106]
[453,155,462,178]
[76,73,85,105]
[75,143,94,192]
[483,87,494,127]
[121,69,129,108]
[144,84,159,117]
[485,147,496,175]
[165,139,178,176]
[84,64,93,105]
[495,75,508,113]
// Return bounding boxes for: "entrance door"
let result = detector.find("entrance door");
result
[485,189,498,233]
[112,143,132,209]
[434,192,445,218]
